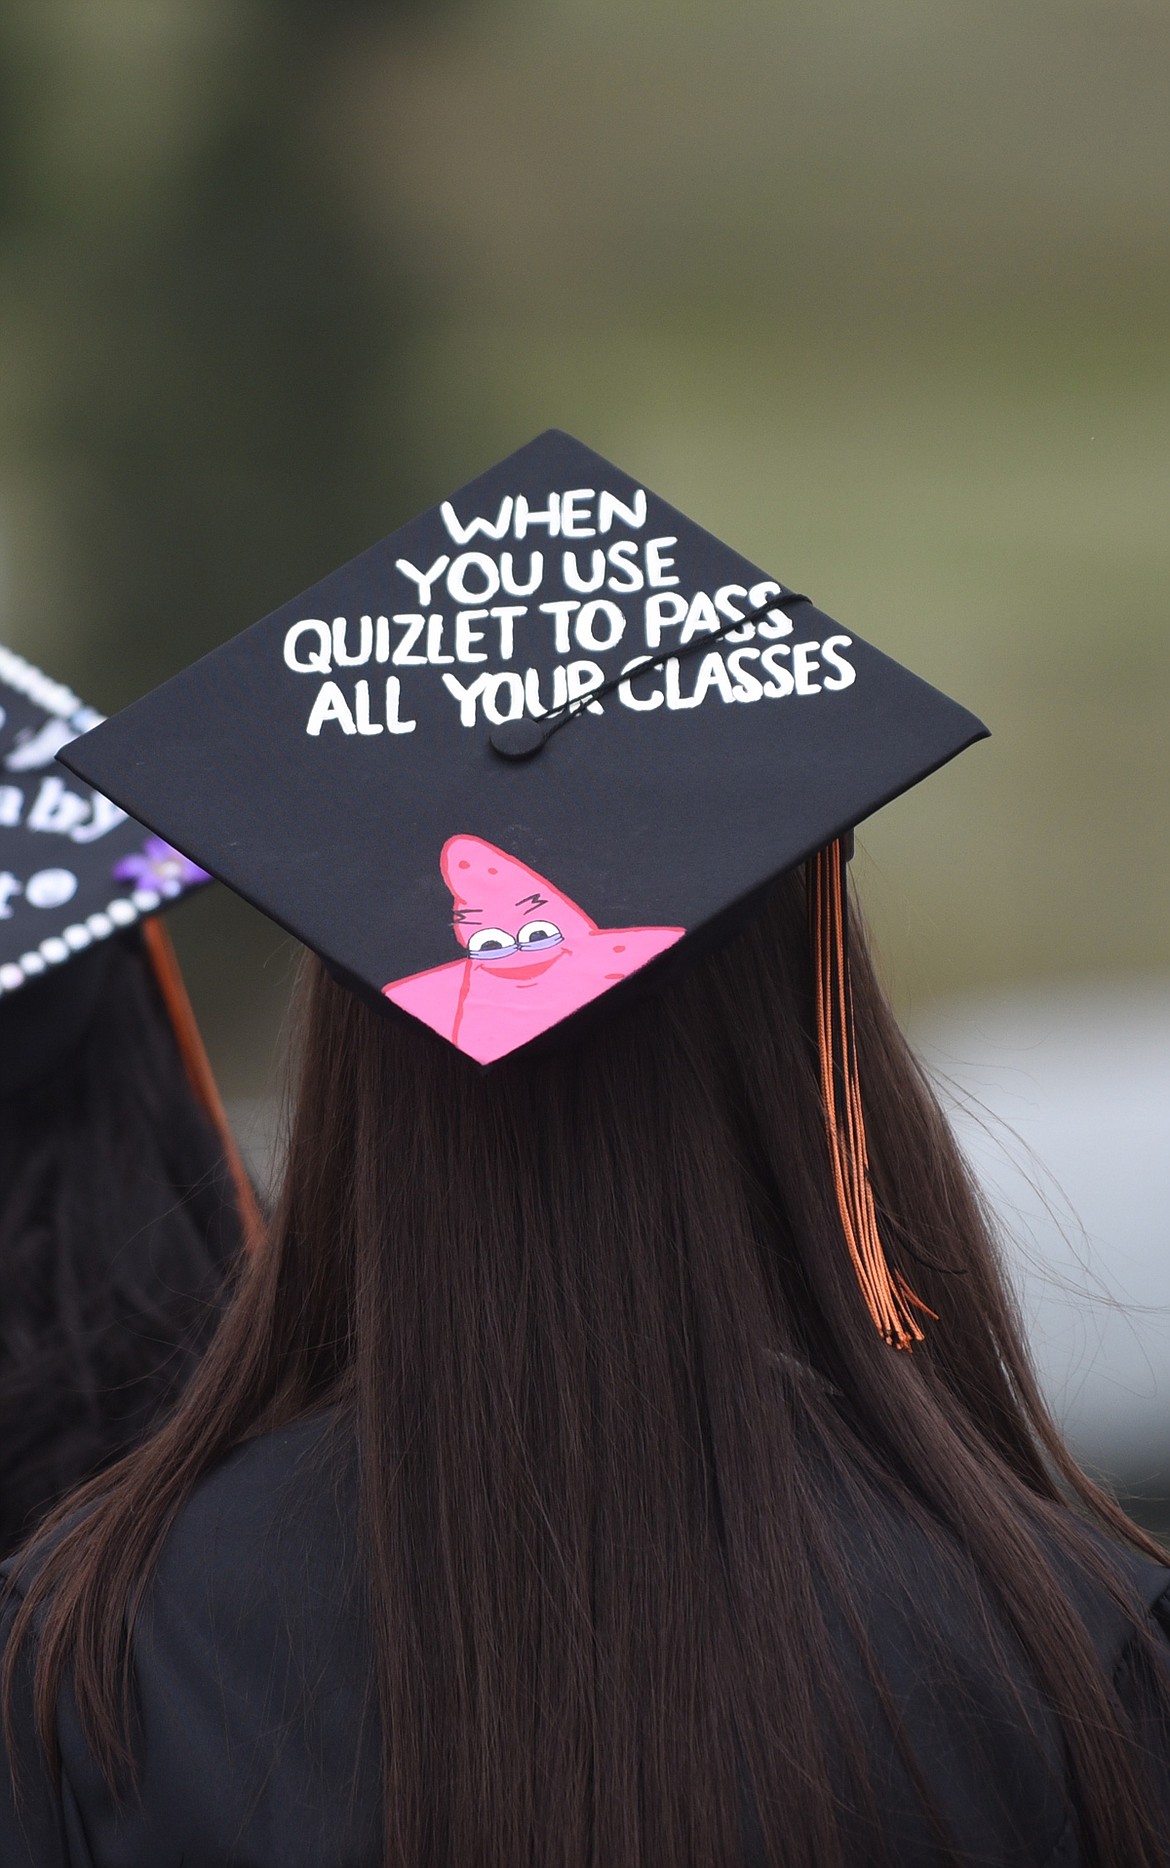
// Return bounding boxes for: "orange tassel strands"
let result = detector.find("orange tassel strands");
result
[807,839,932,1351]
[141,917,266,1255]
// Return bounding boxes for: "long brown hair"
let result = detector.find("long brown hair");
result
[0,931,241,1559]
[6,866,1169,1864]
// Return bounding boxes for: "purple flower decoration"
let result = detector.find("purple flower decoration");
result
[114,836,209,900]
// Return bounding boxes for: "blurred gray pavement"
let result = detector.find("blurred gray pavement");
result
[916,982,1170,1496]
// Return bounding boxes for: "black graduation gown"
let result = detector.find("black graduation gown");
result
[1,1409,1168,1867]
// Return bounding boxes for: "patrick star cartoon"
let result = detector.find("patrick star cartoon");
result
[383,835,684,1064]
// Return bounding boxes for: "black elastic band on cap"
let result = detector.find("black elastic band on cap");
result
[489,590,811,760]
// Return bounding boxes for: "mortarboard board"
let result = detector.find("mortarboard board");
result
[60,429,988,1340]
[0,643,210,999]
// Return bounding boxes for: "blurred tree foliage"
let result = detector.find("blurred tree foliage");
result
[0,0,452,1091]
[0,0,440,704]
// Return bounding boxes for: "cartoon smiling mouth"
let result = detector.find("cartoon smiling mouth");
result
[479,948,567,980]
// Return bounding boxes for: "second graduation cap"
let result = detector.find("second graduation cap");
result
[0,643,209,998]
[60,429,986,1072]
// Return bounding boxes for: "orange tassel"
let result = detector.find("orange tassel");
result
[807,840,932,1351]
[141,917,266,1254]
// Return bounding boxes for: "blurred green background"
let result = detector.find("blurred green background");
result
[0,0,1167,1104]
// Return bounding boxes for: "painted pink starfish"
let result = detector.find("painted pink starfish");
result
[383,835,683,1064]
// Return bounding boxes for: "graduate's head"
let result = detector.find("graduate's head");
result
[0,642,261,1556]
[61,428,988,1349]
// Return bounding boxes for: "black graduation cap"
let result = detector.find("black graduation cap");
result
[0,643,210,1001]
[60,430,989,1345]
[59,429,986,1076]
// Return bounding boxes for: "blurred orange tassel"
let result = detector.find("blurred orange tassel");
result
[808,840,931,1351]
[141,917,265,1255]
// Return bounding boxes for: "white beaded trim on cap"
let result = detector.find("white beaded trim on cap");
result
[0,893,150,998]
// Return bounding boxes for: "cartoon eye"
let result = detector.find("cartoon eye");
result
[517,919,563,950]
[466,926,518,957]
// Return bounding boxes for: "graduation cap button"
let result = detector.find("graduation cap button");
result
[489,716,549,760]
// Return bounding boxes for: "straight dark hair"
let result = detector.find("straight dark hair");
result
[0,932,242,1558]
[6,868,1169,1865]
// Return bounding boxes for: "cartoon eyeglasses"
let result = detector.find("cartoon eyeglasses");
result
[464,918,564,959]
